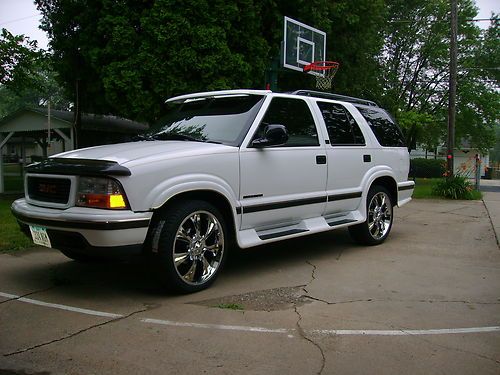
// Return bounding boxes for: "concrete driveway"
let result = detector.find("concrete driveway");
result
[1,197,499,375]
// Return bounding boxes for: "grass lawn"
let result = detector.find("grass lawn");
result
[0,195,32,252]
[412,178,439,199]
[4,175,24,192]
[412,178,482,200]
[3,163,24,192]
[4,163,23,174]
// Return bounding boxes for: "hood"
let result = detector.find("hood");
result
[53,141,236,166]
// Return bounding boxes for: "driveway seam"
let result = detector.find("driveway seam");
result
[482,198,499,248]
[0,286,56,306]
[3,306,152,357]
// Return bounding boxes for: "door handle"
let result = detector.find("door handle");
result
[316,155,327,164]
[363,154,371,162]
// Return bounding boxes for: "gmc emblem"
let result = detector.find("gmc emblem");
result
[38,183,57,194]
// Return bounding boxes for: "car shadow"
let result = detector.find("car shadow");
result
[4,228,364,299]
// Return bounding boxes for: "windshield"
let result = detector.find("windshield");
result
[145,94,265,146]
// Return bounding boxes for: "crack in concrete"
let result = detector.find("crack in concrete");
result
[445,212,482,220]
[335,248,344,261]
[401,206,483,221]
[0,286,56,306]
[3,305,153,357]
[301,295,374,305]
[306,261,317,282]
[294,306,326,375]
[295,261,326,374]
[302,261,317,295]
[300,295,500,306]
[406,329,500,365]
[439,205,477,215]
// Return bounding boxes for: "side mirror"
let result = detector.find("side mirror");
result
[252,124,289,147]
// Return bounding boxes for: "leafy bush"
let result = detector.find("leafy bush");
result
[410,158,446,178]
[432,176,477,200]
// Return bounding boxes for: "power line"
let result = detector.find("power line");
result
[465,18,499,22]
[388,17,498,24]
[459,67,500,70]
[0,14,41,27]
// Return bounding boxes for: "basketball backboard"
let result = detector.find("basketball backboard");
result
[283,16,326,74]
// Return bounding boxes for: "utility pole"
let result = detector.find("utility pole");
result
[447,0,458,178]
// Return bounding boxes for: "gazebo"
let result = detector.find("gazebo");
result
[0,107,148,193]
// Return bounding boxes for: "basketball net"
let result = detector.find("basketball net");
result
[303,61,340,91]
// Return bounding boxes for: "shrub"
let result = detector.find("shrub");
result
[410,158,446,178]
[432,175,476,200]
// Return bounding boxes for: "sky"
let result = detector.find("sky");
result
[0,0,499,51]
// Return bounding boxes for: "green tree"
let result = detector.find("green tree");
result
[397,110,442,154]
[489,125,500,163]
[260,0,386,99]
[36,0,270,123]
[36,0,389,122]
[0,28,69,118]
[380,0,499,152]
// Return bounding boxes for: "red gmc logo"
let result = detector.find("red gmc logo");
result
[38,183,57,194]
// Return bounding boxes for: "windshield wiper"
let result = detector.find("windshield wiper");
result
[151,133,221,144]
[132,134,155,141]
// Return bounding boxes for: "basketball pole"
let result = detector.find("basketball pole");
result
[265,55,280,91]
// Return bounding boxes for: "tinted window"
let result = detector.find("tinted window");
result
[355,106,406,147]
[255,97,319,147]
[317,102,365,145]
[147,95,265,146]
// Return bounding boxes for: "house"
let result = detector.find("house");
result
[0,107,148,192]
[410,144,489,178]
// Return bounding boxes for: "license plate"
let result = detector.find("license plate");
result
[29,226,52,248]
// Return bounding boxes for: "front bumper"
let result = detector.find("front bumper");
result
[11,199,152,254]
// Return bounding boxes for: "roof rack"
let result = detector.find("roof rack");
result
[290,90,379,107]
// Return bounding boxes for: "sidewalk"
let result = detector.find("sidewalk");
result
[480,179,500,247]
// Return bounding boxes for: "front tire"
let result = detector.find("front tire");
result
[154,200,228,293]
[349,185,393,245]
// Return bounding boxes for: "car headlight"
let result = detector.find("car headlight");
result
[76,177,129,209]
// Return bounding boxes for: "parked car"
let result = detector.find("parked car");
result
[11,89,414,293]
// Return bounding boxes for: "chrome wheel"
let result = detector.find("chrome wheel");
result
[172,210,225,286]
[367,191,392,240]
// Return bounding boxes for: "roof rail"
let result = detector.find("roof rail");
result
[166,89,271,103]
[290,90,379,107]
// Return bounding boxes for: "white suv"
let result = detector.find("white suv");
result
[12,89,414,292]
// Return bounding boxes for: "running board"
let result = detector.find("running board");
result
[258,228,309,240]
[327,218,357,227]
[237,211,365,248]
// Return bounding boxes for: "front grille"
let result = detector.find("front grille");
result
[27,176,71,204]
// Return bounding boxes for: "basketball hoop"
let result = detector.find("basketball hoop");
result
[303,61,339,91]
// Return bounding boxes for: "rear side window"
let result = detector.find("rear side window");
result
[355,106,406,147]
[317,102,365,145]
[255,97,319,147]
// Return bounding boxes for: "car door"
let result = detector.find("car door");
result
[239,96,328,230]
[315,101,370,215]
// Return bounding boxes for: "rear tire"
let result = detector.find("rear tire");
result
[349,185,393,246]
[153,200,228,293]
